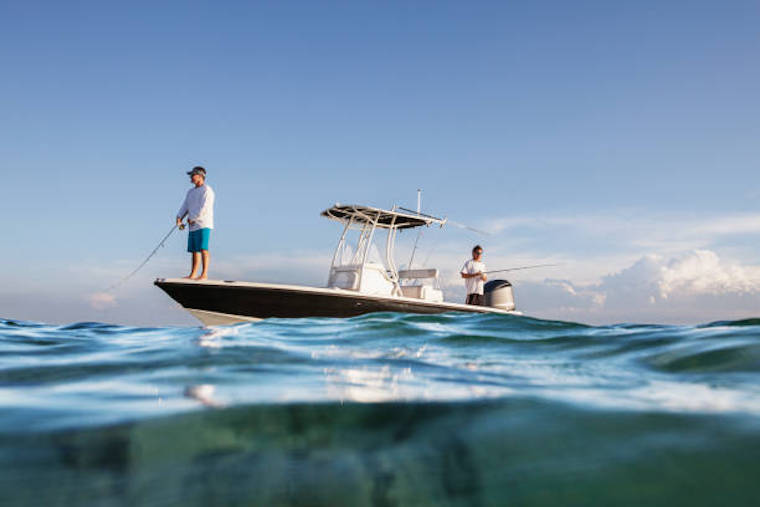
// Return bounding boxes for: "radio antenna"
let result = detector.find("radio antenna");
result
[409,189,423,268]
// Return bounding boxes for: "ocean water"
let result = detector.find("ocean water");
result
[1,313,759,506]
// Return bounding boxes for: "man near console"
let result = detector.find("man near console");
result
[461,245,487,305]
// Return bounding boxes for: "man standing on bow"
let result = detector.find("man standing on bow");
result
[461,245,487,305]
[176,166,215,280]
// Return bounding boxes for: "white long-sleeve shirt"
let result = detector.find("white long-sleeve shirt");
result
[177,184,215,231]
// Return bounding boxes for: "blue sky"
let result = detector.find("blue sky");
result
[2,0,759,325]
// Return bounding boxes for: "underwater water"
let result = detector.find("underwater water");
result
[1,312,759,506]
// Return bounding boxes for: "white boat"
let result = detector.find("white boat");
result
[155,203,518,326]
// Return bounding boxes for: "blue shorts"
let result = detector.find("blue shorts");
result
[187,228,211,252]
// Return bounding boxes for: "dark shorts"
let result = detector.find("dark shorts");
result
[188,228,211,252]
[466,293,484,306]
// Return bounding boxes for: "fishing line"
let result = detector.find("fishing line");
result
[104,224,182,292]
[445,219,491,236]
[485,263,560,275]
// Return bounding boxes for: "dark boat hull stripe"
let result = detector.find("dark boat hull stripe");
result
[155,281,505,320]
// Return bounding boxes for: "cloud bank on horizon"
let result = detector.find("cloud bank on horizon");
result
[36,247,759,327]
[462,211,760,323]
[2,195,759,327]
[2,1,758,327]
[87,292,118,311]
[516,249,760,324]
[48,209,759,327]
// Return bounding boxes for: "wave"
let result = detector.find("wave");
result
[2,314,760,504]
[1,313,759,424]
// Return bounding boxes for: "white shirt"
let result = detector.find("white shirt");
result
[177,184,215,231]
[461,259,486,295]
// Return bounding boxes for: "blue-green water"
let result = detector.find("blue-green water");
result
[1,313,759,506]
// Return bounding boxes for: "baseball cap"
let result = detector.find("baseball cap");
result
[186,166,207,177]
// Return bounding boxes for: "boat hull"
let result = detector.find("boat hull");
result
[155,278,513,325]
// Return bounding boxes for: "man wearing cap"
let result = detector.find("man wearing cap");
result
[176,166,215,280]
[461,245,487,305]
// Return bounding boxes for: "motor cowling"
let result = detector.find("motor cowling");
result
[484,279,515,311]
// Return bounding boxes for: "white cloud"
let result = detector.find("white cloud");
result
[518,250,760,324]
[656,249,760,298]
[483,211,760,257]
[87,292,118,310]
[8,208,760,326]
[692,215,760,236]
[486,212,760,238]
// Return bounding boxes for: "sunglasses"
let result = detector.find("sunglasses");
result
[474,250,483,255]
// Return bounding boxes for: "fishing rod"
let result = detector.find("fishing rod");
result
[401,189,491,268]
[104,223,183,292]
[484,263,561,275]
[446,220,491,236]
[396,206,490,235]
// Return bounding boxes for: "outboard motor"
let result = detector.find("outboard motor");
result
[484,279,515,311]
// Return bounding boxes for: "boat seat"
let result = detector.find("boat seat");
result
[400,286,424,298]
[398,268,438,279]
[328,263,397,295]
[400,285,444,302]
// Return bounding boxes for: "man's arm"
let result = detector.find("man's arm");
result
[176,194,189,225]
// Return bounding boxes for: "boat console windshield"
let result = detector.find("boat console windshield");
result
[321,204,446,301]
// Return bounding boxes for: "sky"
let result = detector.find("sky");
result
[1,0,759,326]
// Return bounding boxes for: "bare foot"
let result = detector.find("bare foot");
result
[194,275,208,281]
[183,275,196,279]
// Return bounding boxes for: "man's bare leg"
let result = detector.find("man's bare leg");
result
[185,252,201,279]
[195,250,210,280]
[196,250,210,280]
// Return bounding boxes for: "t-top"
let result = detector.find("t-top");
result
[177,184,215,231]
[461,259,486,296]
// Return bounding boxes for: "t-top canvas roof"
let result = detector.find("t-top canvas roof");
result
[321,204,446,230]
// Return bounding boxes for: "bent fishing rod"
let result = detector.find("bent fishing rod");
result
[104,222,185,292]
